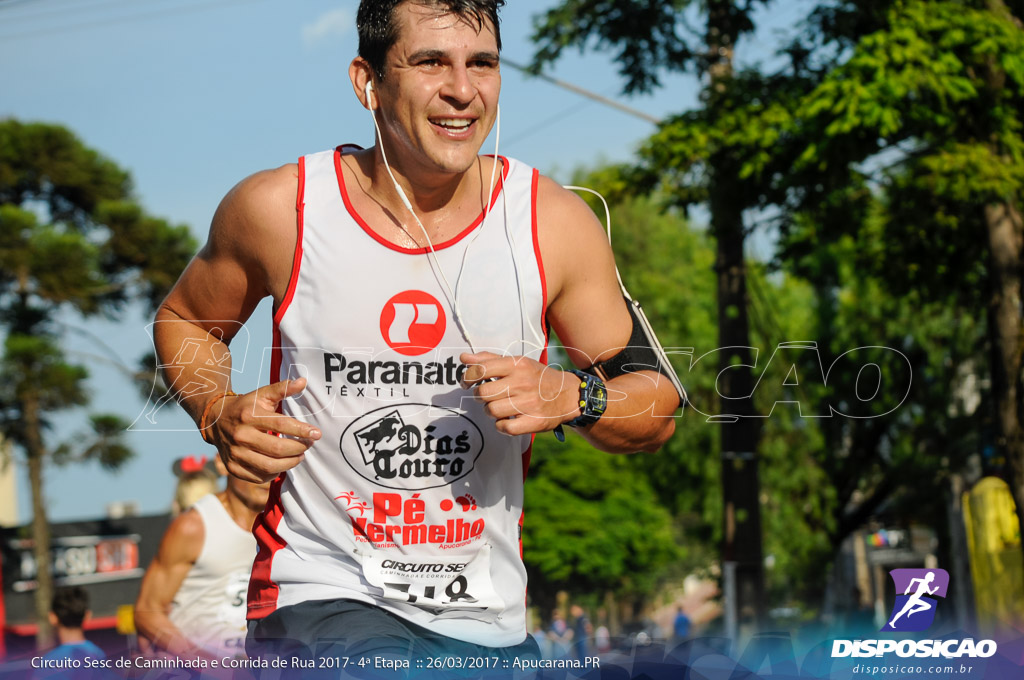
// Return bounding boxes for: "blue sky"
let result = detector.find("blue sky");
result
[0,0,801,522]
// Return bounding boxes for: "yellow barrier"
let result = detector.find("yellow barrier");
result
[962,476,1024,635]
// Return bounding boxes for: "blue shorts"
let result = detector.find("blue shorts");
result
[247,599,539,679]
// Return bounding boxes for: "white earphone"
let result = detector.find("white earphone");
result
[363,77,544,355]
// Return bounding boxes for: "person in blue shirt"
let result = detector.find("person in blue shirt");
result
[569,604,591,660]
[36,587,109,679]
[672,606,691,644]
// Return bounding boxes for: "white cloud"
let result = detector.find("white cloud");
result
[302,8,352,48]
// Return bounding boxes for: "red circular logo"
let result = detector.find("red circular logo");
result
[380,291,447,356]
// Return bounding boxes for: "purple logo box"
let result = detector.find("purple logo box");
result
[882,568,949,632]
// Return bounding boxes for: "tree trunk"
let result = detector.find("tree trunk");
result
[712,180,766,634]
[23,395,54,650]
[946,473,977,630]
[706,0,766,634]
[983,199,1024,567]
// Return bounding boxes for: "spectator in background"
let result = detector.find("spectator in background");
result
[36,587,108,679]
[569,604,592,660]
[672,606,691,645]
[548,610,572,658]
[593,608,611,654]
[170,455,221,515]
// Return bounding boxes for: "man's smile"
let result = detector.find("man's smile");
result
[428,115,478,137]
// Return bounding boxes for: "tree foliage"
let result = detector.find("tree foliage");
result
[779,0,1024,573]
[524,432,680,612]
[528,0,1024,622]
[524,171,840,614]
[530,0,771,93]
[784,0,1024,299]
[0,118,197,646]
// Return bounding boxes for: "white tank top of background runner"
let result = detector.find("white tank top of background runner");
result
[169,493,255,657]
[248,147,547,647]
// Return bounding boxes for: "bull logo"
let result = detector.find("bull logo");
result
[342,404,484,490]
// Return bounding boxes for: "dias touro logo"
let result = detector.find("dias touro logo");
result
[380,290,446,356]
[340,404,484,490]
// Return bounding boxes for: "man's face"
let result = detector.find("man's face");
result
[374,2,501,178]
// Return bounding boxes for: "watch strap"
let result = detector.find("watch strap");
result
[564,369,607,429]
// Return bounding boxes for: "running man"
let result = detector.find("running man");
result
[135,464,271,659]
[888,571,939,628]
[153,0,681,665]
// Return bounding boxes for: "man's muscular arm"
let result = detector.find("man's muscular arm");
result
[134,510,209,657]
[154,165,322,482]
[463,175,678,453]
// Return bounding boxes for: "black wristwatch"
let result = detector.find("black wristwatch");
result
[554,369,608,442]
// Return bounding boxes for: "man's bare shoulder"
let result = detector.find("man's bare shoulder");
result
[534,174,612,245]
[533,174,616,293]
[237,163,299,199]
[157,506,206,564]
[203,163,300,299]
[211,164,300,250]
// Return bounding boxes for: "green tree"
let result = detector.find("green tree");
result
[567,174,722,570]
[0,119,196,647]
[783,0,1024,563]
[531,0,1024,621]
[531,0,783,625]
[547,170,837,617]
[523,431,680,616]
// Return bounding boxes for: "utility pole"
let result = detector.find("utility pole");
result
[706,0,766,639]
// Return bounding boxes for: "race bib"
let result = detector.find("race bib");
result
[360,544,502,620]
[218,570,250,628]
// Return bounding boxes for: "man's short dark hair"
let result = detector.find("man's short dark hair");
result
[51,586,90,629]
[357,0,505,80]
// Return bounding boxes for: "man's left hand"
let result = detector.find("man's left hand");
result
[461,351,581,435]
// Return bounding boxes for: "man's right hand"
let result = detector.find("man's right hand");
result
[202,377,321,483]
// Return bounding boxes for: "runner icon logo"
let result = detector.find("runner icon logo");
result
[882,568,949,632]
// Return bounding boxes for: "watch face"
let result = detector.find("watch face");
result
[591,382,608,414]
[567,370,608,428]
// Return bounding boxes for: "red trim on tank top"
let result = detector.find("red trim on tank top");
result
[333,149,509,254]
[269,322,283,398]
[273,156,306,326]
[247,473,288,619]
[530,169,549,340]
[521,172,549,629]
[519,435,537,622]
[249,338,287,617]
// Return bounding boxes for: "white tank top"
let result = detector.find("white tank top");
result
[168,493,255,657]
[248,147,547,648]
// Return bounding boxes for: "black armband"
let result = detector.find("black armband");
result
[591,297,686,408]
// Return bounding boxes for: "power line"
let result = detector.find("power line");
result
[0,0,43,9]
[501,57,662,125]
[0,0,267,41]
[504,96,598,147]
[0,0,148,24]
